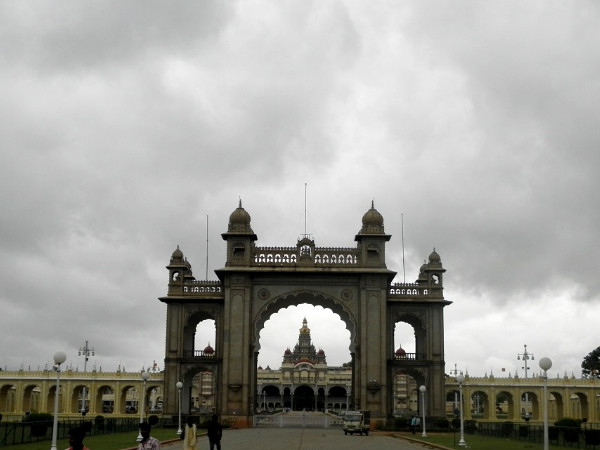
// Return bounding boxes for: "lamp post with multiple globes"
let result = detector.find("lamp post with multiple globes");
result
[78,340,94,416]
[517,344,534,420]
[50,351,67,450]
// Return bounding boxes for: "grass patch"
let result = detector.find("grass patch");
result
[0,428,182,450]
[394,431,577,450]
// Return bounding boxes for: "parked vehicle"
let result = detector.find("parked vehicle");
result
[343,410,370,436]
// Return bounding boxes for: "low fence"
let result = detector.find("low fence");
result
[254,413,344,429]
[0,417,149,447]
[474,421,600,449]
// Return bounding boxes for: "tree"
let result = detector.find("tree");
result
[581,346,600,378]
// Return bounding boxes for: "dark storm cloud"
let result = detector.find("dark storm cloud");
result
[1,0,598,376]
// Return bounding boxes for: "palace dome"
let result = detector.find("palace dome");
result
[228,200,252,232]
[429,248,441,263]
[395,346,406,357]
[171,246,183,261]
[359,201,385,234]
[203,343,214,354]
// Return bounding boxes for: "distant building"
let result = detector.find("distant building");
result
[256,318,418,414]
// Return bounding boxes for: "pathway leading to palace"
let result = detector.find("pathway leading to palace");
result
[158,428,433,450]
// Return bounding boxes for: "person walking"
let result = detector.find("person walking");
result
[207,414,223,450]
[183,417,197,450]
[409,415,416,434]
[137,422,160,450]
[64,427,89,450]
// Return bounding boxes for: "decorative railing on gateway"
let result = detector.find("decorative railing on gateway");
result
[181,280,222,295]
[388,282,440,299]
[183,349,218,359]
[251,246,359,267]
[392,352,425,361]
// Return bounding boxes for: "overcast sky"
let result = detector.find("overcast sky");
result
[1,1,599,381]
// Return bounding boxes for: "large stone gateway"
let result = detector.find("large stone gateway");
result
[160,201,450,426]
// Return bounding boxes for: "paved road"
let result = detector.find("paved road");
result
[161,428,433,450]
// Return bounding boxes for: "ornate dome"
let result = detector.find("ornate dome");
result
[317,349,325,356]
[284,348,292,355]
[359,201,385,234]
[395,346,406,357]
[203,343,214,354]
[171,245,183,261]
[429,248,441,263]
[228,200,253,232]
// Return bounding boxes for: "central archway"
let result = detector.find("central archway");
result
[160,202,450,427]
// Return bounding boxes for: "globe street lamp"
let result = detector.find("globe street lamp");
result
[419,385,427,437]
[50,351,67,450]
[176,381,183,437]
[78,340,94,415]
[137,371,150,442]
[456,372,467,447]
[539,357,553,450]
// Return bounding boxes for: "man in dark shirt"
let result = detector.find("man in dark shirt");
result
[207,415,223,450]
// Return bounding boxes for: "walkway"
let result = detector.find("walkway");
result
[159,428,434,450]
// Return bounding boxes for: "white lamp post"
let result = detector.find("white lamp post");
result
[539,357,552,450]
[262,390,267,412]
[419,385,427,437]
[136,371,150,442]
[78,340,94,416]
[176,381,183,437]
[456,372,467,447]
[50,351,67,450]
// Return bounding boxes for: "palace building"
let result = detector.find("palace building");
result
[255,318,418,414]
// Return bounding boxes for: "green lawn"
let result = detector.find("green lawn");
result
[394,431,582,450]
[0,428,182,450]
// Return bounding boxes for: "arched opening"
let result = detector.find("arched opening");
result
[121,386,138,414]
[446,389,460,418]
[392,370,419,417]
[520,391,537,420]
[22,385,41,412]
[257,385,280,412]
[194,319,216,357]
[495,391,514,420]
[97,386,114,413]
[47,385,64,414]
[71,384,89,414]
[394,323,416,359]
[472,391,489,419]
[327,386,347,413]
[294,385,315,411]
[255,300,353,414]
[181,365,217,415]
[0,385,16,412]
[392,314,426,361]
[549,392,561,421]
[570,392,589,420]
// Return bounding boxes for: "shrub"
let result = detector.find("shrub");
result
[585,429,600,446]
[95,415,105,430]
[465,420,477,434]
[23,413,53,438]
[434,418,449,429]
[502,421,514,437]
[395,417,408,429]
[554,418,581,427]
[148,415,159,426]
[518,425,529,437]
